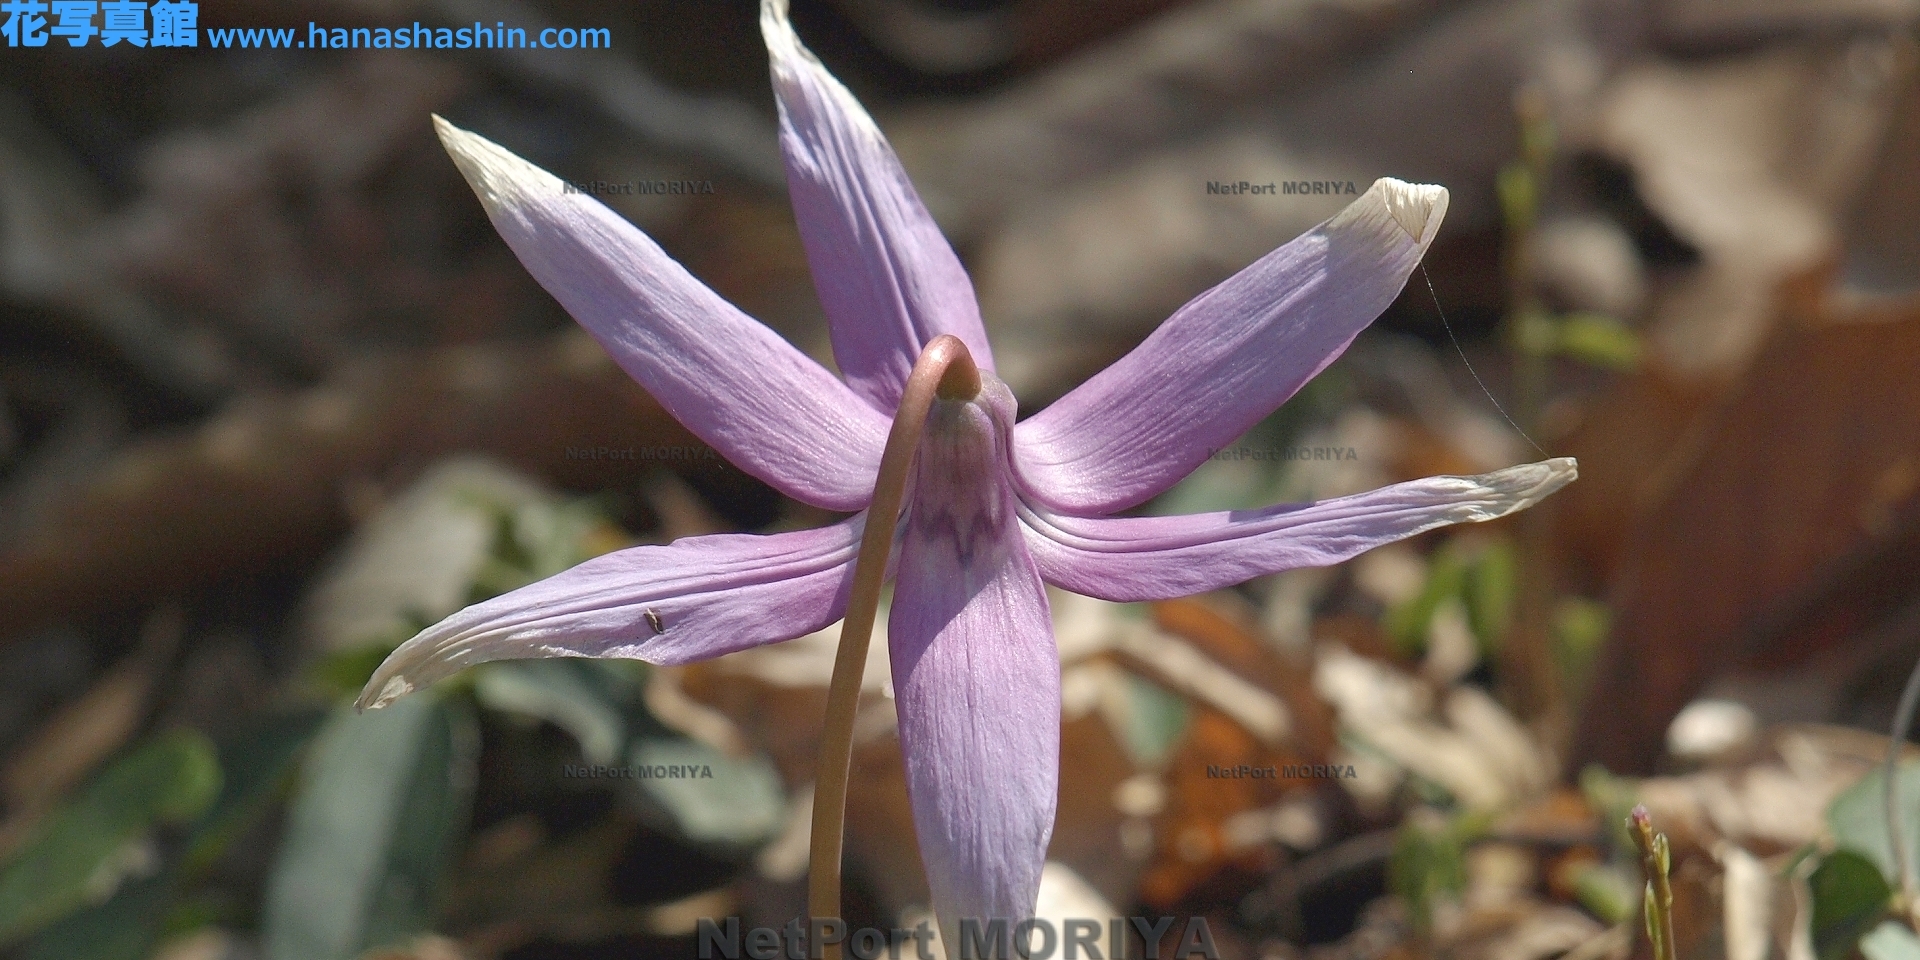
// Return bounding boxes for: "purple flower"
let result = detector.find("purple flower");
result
[360,0,1575,942]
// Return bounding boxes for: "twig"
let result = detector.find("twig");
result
[1629,805,1677,960]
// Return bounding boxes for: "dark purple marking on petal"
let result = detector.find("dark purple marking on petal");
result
[889,376,1056,943]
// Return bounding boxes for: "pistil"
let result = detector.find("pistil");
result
[808,335,978,959]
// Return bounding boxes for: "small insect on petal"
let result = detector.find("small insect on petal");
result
[645,608,665,634]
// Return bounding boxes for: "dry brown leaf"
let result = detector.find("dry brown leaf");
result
[1575,277,1920,772]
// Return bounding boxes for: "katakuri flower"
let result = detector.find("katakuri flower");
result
[358,0,1576,945]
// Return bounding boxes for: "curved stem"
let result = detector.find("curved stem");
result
[807,336,979,959]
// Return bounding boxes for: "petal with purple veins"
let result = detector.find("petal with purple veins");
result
[761,0,995,413]
[889,386,1056,944]
[1022,458,1577,601]
[435,117,888,511]
[357,515,867,710]
[1013,179,1449,514]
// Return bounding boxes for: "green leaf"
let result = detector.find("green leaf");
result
[17,710,327,960]
[18,876,172,960]
[1113,673,1191,769]
[1497,163,1536,234]
[1555,313,1643,371]
[1828,760,1920,885]
[1464,539,1516,653]
[467,497,614,603]
[0,730,220,946]
[306,641,417,701]
[1642,883,1660,950]
[1554,600,1613,703]
[474,659,644,766]
[1578,764,1639,856]
[1385,548,1468,657]
[1567,861,1636,925]
[1810,849,1894,960]
[263,696,478,960]
[1514,307,1560,357]
[303,462,624,657]
[184,709,329,875]
[1862,921,1920,960]
[1388,809,1489,934]
[1519,112,1557,173]
[623,737,784,847]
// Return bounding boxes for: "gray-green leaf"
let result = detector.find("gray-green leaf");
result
[623,738,784,846]
[1828,760,1920,886]
[262,696,477,960]
[1863,921,1920,960]
[1810,849,1893,960]
[0,730,220,946]
[474,659,640,766]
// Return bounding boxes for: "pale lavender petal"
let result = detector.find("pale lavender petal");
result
[357,516,865,710]
[889,379,1055,943]
[435,117,887,511]
[761,0,994,413]
[1023,458,1576,601]
[1013,179,1449,514]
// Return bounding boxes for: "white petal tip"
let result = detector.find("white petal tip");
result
[1370,178,1449,245]
[757,0,883,143]
[758,0,803,64]
[431,114,562,215]
[355,674,415,712]
[1470,456,1578,519]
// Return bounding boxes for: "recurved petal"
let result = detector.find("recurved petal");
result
[888,385,1056,945]
[1023,458,1576,601]
[1013,179,1448,514]
[435,117,887,511]
[761,0,995,413]
[890,537,1057,947]
[357,516,865,711]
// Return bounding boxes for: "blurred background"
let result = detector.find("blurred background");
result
[2,0,1918,958]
